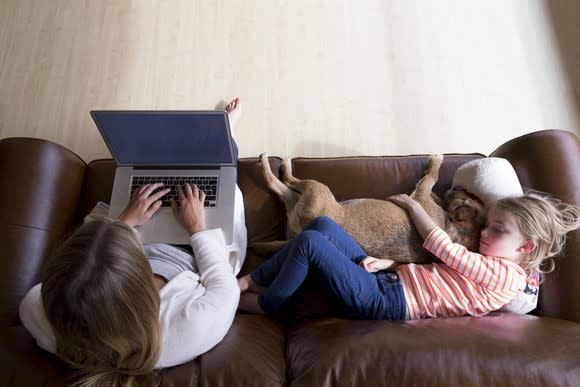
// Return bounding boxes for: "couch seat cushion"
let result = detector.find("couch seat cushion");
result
[286,313,580,386]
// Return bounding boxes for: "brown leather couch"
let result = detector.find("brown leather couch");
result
[1,129,579,386]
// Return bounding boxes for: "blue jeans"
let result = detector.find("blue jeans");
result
[250,216,406,320]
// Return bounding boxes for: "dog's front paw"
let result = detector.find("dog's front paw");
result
[423,154,443,176]
[429,154,444,168]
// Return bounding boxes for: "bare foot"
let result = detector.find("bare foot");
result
[238,292,266,314]
[238,275,250,292]
[238,274,267,293]
[224,97,242,132]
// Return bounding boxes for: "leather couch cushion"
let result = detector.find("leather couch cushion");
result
[286,313,580,386]
[0,325,71,386]
[197,315,286,386]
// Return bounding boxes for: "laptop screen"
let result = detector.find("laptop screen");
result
[90,111,235,166]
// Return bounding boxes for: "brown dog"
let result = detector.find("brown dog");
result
[255,154,485,264]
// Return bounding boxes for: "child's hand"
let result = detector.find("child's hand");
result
[359,256,395,272]
[387,193,437,240]
[118,183,170,227]
[387,194,418,211]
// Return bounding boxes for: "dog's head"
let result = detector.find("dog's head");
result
[444,188,486,225]
[443,188,486,251]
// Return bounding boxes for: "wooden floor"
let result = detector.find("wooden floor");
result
[0,0,579,162]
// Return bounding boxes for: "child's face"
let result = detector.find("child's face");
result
[479,207,528,262]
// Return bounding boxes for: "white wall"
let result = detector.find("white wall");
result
[0,0,578,161]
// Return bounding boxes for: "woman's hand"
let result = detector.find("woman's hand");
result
[170,183,207,235]
[359,256,395,272]
[118,183,170,227]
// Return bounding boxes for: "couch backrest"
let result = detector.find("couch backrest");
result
[291,155,481,200]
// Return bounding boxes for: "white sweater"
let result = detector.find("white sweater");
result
[19,187,247,368]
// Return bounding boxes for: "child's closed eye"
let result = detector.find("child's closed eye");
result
[484,224,504,233]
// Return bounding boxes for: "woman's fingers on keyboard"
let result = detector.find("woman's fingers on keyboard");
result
[148,187,170,203]
[176,184,186,202]
[184,183,195,198]
[133,182,211,207]
[134,182,164,198]
[195,185,206,201]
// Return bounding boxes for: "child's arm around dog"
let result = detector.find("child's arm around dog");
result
[388,194,438,239]
[358,194,437,273]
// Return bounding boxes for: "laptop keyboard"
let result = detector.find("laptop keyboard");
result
[131,175,219,207]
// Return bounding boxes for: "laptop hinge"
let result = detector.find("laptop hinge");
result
[132,165,221,170]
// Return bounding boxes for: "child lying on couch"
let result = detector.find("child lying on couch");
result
[238,190,580,320]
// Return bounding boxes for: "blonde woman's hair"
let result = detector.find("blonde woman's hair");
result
[41,219,161,387]
[492,190,580,274]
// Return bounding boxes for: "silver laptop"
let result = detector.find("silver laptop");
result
[90,110,237,244]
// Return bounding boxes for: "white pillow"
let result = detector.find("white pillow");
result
[452,157,523,205]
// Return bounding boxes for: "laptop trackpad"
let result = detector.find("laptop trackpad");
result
[135,208,230,245]
[137,210,191,245]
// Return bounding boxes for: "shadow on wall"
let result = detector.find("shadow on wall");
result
[546,1,580,126]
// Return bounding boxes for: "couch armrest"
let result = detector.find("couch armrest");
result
[491,129,580,322]
[0,138,86,327]
[77,159,116,221]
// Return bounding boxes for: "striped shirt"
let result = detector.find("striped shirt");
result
[397,226,527,320]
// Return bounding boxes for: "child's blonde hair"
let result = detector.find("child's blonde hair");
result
[41,219,161,387]
[492,190,580,274]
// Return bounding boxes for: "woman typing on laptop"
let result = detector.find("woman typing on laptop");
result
[18,98,246,386]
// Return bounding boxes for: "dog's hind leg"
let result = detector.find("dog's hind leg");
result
[280,158,301,185]
[259,153,290,196]
[259,153,301,209]
[272,156,310,201]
